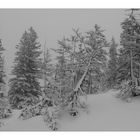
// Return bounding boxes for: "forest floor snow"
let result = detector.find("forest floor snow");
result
[1,90,140,131]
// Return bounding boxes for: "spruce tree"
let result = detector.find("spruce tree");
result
[117,9,140,85]
[9,27,42,109]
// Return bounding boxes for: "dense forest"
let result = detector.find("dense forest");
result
[0,9,140,131]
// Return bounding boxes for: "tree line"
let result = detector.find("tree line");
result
[0,9,140,110]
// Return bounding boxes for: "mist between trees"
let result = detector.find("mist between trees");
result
[0,9,140,131]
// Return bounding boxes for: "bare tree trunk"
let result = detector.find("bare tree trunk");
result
[88,72,92,94]
[130,49,134,82]
[73,48,100,93]
[130,49,136,96]
[43,41,47,98]
[74,56,92,92]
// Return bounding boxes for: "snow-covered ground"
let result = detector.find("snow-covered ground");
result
[1,90,140,131]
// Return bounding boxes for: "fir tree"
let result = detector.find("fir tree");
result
[8,27,42,109]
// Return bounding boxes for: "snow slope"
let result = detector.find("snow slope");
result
[1,90,140,131]
[0,109,48,131]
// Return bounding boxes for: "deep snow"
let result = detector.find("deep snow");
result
[1,90,140,131]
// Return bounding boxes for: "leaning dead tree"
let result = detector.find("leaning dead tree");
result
[58,26,107,113]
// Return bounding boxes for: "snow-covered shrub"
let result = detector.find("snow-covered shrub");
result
[43,106,59,131]
[78,96,87,108]
[0,97,12,119]
[0,107,12,119]
[19,98,53,120]
[19,103,42,120]
[116,80,132,101]
[68,107,78,117]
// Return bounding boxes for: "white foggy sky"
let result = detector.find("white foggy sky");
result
[0,9,126,77]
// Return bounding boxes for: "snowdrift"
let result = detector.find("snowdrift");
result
[1,90,140,131]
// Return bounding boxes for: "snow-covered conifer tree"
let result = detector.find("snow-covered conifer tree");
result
[0,39,5,94]
[117,9,140,97]
[8,27,42,109]
[107,37,118,88]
